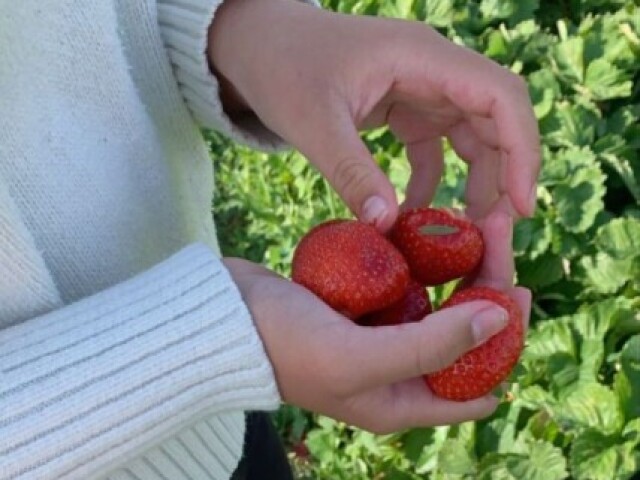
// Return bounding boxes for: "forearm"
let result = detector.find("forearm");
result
[0,244,279,479]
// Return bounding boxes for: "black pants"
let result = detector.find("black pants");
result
[230,412,294,480]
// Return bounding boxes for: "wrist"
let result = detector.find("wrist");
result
[207,0,320,111]
[207,0,256,116]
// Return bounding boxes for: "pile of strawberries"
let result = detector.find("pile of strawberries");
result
[291,208,524,401]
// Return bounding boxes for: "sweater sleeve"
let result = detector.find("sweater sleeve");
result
[156,0,321,152]
[0,243,280,480]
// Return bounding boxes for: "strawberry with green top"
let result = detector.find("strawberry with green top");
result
[390,208,484,286]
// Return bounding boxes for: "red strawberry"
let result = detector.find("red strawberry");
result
[390,208,484,286]
[358,279,432,327]
[424,287,524,401]
[292,220,410,319]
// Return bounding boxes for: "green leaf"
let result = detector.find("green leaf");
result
[583,58,633,100]
[596,217,640,259]
[423,0,455,28]
[578,252,634,295]
[479,0,514,21]
[551,36,584,84]
[569,429,622,480]
[572,305,614,341]
[478,442,568,480]
[555,164,606,233]
[526,410,563,444]
[548,352,580,394]
[578,339,605,383]
[550,228,583,258]
[556,382,624,434]
[606,105,640,138]
[513,216,553,259]
[478,0,538,25]
[540,103,600,148]
[504,441,568,480]
[525,317,577,359]
[485,29,508,60]
[477,453,517,480]
[527,69,561,119]
[401,428,435,463]
[437,438,476,475]
[622,418,640,442]
[583,12,639,69]
[306,426,340,464]
[414,426,449,474]
[600,154,640,204]
[615,335,640,421]
[517,385,557,410]
[539,147,595,186]
[517,254,564,287]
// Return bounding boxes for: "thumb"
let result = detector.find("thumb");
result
[294,110,398,231]
[340,300,509,393]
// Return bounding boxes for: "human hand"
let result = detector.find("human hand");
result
[224,212,530,433]
[209,0,541,232]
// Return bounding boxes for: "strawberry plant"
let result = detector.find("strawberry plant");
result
[210,0,640,478]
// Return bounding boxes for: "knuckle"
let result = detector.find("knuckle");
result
[419,320,473,373]
[427,343,453,373]
[331,159,374,204]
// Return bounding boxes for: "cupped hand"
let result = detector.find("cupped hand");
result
[209,0,541,231]
[224,212,530,433]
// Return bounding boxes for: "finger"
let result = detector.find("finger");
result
[448,121,501,219]
[294,107,399,232]
[342,300,509,392]
[467,211,515,290]
[509,286,532,331]
[492,80,541,218]
[386,105,447,210]
[392,379,500,429]
[435,46,541,216]
[403,137,444,210]
[340,378,499,433]
[467,115,500,150]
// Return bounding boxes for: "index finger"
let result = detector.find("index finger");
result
[434,45,541,217]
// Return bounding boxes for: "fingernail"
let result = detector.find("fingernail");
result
[362,196,388,226]
[472,307,508,346]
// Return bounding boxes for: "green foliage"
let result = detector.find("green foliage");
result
[211,0,640,477]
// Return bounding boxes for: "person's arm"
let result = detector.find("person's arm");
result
[0,244,279,480]
[155,0,320,151]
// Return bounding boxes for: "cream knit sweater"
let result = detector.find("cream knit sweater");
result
[0,0,315,478]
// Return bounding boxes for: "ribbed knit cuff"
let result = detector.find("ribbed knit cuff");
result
[156,0,321,152]
[0,243,280,479]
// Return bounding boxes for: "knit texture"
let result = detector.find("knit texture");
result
[1,245,279,479]
[0,0,327,478]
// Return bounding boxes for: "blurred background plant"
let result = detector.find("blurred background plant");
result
[209,0,640,478]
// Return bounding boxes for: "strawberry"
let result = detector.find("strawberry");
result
[390,208,484,286]
[292,220,410,319]
[358,279,432,327]
[424,287,524,401]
